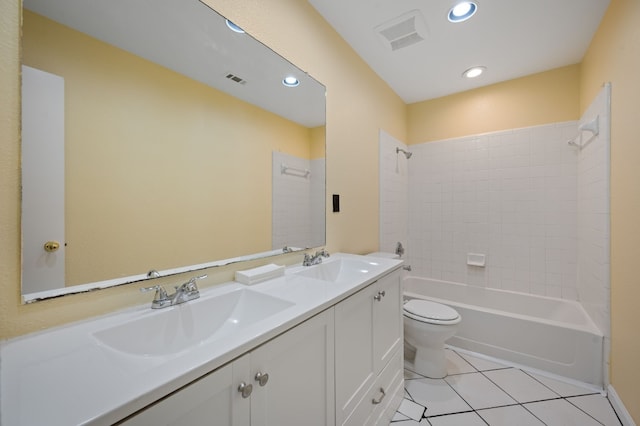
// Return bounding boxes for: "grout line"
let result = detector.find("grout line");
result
[399,352,616,426]
[423,408,475,419]
[521,369,566,399]
[564,396,614,426]
[448,348,477,373]
[604,396,625,426]
[519,401,550,426]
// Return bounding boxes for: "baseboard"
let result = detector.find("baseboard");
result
[608,384,637,426]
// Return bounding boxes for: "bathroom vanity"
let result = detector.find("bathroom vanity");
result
[0,254,403,425]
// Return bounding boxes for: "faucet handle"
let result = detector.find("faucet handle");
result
[179,274,207,292]
[140,284,168,301]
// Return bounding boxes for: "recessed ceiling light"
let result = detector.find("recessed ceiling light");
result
[463,66,485,78]
[225,19,245,33]
[282,76,300,87]
[448,1,477,23]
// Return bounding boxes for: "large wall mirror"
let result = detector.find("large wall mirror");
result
[21,0,326,302]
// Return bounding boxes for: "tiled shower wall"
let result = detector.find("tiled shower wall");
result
[405,122,581,299]
[272,152,325,250]
[379,130,409,254]
[379,85,610,327]
[576,85,611,346]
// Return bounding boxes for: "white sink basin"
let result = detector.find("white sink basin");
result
[294,257,384,283]
[93,289,294,357]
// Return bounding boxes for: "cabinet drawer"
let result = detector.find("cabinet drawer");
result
[368,349,404,425]
[343,348,403,426]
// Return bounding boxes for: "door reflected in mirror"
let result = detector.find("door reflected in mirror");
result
[21,0,326,300]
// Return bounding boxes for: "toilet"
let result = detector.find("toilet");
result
[403,299,461,378]
[367,252,462,379]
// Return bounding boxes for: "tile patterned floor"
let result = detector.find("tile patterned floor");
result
[392,348,622,426]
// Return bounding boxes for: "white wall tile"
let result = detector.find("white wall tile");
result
[576,85,611,339]
[379,129,409,255]
[379,89,610,349]
[403,122,590,300]
[272,152,324,250]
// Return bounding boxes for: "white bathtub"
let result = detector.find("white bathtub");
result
[403,277,604,388]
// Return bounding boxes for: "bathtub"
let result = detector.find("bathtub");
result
[403,277,604,388]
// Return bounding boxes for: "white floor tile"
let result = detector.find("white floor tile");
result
[397,351,616,426]
[567,394,622,426]
[484,368,560,403]
[456,351,510,371]
[427,412,487,426]
[392,411,410,422]
[477,405,545,426]
[405,378,472,417]
[444,372,516,410]
[405,369,424,380]
[398,398,425,421]
[524,399,602,426]
[527,372,596,397]
[445,350,476,375]
[392,420,422,425]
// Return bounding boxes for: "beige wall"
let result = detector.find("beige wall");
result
[23,11,314,286]
[581,0,640,421]
[0,0,406,338]
[408,64,580,144]
[203,0,408,255]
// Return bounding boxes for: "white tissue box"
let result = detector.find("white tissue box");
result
[235,263,285,285]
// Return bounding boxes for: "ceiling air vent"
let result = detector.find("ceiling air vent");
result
[225,73,247,85]
[374,10,429,51]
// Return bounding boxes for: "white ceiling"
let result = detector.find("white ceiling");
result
[308,0,610,103]
[23,0,326,127]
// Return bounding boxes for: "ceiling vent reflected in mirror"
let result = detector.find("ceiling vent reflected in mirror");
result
[225,73,248,85]
[375,10,429,51]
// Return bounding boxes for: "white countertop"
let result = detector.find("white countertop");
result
[1,253,402,425]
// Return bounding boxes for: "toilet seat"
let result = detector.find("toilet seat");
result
[403,300,461,325]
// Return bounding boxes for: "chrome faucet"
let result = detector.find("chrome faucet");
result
[302,249,330,266]
[140,274,207,309]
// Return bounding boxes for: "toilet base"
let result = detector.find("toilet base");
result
[413,344,447,379]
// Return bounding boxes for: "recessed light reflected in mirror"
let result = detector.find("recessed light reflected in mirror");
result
[448,1,477,23]
[463,66,486,78]
[225,19,245,33]
[282,76,300,87]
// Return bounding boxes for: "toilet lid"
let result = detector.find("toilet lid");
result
[403,299,459,322]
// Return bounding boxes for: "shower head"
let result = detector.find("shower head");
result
[396,147,412,159]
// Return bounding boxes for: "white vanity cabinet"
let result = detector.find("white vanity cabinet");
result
[120,309,335,426]
[335,269,403,426]
[249,308,335,426]
[118,355,251,426]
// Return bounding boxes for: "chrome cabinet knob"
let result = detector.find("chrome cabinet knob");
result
[238,382,253,398]
[255,371,269,387]
[373,290,386,301]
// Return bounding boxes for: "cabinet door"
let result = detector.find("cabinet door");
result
[373,270,403,373]
[119,355,250,426]
[250,309,335,426]
[334,284,376,426]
